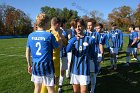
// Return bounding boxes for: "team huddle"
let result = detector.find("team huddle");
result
[25,13,140,93]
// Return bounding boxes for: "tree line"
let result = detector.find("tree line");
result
[0,3,140,36]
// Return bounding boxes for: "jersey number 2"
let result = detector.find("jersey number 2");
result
[36,42,42,55]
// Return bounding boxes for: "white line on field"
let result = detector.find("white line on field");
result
[0,54,25,57]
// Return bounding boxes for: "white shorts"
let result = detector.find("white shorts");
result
[90,60,95,72]
[67,52,72,63]
[110,47,119,54]
[60,57,68,70]
[98,53,102,62]
[31,74,54,86]
[70,74,90,85]
[126,48,137,54]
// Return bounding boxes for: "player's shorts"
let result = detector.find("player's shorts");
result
[70,74,90,85]
[31,74,54,86]
[137,43,140,49]
[60,57,68,70]
[90,60,95,73]
[110,47,119,54]
[126,47,137,54]
[67,52,72,63]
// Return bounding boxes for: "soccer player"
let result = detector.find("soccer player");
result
[95,23,109,67]
[125,24,140,66]
[108,24,123,70]
[85,19,99,93]
[66,18,97,93]
[66,19,77,78]
[41,17,67,93]
[58,21,68,93]
[26,13,59,93]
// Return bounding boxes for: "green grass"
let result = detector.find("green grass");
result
[0,37,140,93]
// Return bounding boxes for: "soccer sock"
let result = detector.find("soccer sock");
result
[126,56,130,63]
[114,56,117,63]
[66,63,70,78]
[59,76,64,86]
[90,73,97,93]
[110,58,113,66]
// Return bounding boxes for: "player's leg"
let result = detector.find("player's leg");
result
[90,59,97,93]
[125,48,131,66]
[58,57,68,92]
[43,75,55,93]
[79,75,90,93]
[133,48,140,63]
[90,73,97,93]
[73,84,80,93]
[31,75,43,93]
[34,83,42,93]
[70,74,80,93]
[80,85,87,93]
[47,86,54,93]
[113,48,119,70]
[108,47,114,69]
[66,52,72,78]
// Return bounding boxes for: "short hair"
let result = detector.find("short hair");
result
[87,18,96,26]
[75,18,85,28]
[96,23,103,29]
[70,19,76,28]
[51,17,61,26]
[129,24,135,30]
[135,25,140,28]
[35,13,48,28]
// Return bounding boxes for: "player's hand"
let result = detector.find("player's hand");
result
[76,34,80,40]
[28,66,32,75]
[128,45,131,47]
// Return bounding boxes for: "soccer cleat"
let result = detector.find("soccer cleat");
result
[124,63,130,66]
[107,66,114,70]
[131,58,137,61]
[114,65,117,70]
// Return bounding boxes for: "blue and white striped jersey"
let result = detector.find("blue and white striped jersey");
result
[128,31,138,48]
[66,36,97,75]
[84,30,99,52]
[99,33,109,48]
[108,29,123,48]
[26,30,58,76]
[60,30,68,58]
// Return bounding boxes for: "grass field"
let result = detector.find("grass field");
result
[0,37,140,93]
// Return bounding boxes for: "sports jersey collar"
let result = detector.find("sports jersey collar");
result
[35,30,45,32]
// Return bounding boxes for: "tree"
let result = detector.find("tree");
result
[90,10,104,23]
[40,6,79,28]
[108,6,133,31]
[0,4,32,35]
[134,3,140,26]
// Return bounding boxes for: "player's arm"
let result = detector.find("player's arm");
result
[119,31,123,48]
[99,37,104,54]
[66,37,77,52]
[130,38,138,47]
[26,46,32,74]
[129,33,138,47]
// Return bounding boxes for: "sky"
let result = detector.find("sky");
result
[0,0,140,22]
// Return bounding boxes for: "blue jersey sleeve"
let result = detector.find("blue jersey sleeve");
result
[105,34,109,48]
[119,30,123,47]
[26,35,31,48]
[66,37,77,52]
[133,32,138,39]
